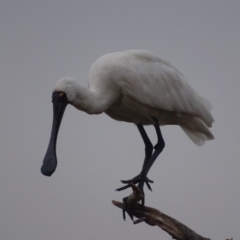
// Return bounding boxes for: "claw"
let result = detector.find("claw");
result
[116,174,153,193]
[123,197,134,221]
[146,181,152,191]
[116,175,152,219]
[118,184,145,221]
[140,197,145,207]
[116,184,131,191]
[121,176,153,184]
[122,209,126,221]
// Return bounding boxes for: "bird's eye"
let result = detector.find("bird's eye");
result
[59,92,64,98]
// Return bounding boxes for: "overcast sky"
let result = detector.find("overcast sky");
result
[1,1,240,239]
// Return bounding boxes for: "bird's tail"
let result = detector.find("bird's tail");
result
[180,117,214,146]
[197,94,214,128]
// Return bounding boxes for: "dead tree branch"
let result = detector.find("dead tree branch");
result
[112,183,231,240]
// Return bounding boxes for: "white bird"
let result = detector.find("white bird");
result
[41,50,214,194]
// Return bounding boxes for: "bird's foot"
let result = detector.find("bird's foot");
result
[122,197,134,221]
[122,183,144,221]
[116,173,153,192]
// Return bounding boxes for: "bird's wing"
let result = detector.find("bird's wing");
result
[117,50,213,126]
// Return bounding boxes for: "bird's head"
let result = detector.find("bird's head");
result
[53,77,79,103]
[41,77,79,177]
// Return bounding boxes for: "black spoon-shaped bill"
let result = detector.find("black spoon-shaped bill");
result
[41,92,68,176]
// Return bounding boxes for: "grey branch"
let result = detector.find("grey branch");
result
[112,183,232,240]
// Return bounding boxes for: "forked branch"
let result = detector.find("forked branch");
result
[112,183,231,240]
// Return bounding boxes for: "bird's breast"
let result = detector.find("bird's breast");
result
[105,95,158,125]
[105,95,188,126]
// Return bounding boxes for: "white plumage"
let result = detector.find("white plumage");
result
[54,50,214,146]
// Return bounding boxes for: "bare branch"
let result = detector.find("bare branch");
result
[113,183,230,240]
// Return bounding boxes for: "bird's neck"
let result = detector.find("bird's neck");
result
[73,85,115,115]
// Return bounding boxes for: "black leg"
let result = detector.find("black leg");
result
[137,119,165,207]
[116,124,153,192]
[117,118,165,221]
[136,124,153,205]
[116,118,165,192]
[141,117,165,176]
[137,124,153,170]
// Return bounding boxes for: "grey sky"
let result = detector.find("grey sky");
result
[1,1,240,239]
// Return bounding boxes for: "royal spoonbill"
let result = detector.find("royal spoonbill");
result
[41,50,214,194]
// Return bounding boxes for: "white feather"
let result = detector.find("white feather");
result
[54,50,214,145]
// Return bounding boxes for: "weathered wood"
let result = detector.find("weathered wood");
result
[113,183,231,240]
